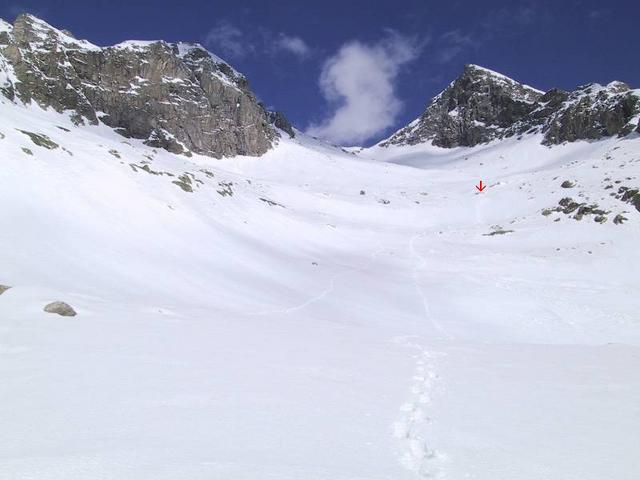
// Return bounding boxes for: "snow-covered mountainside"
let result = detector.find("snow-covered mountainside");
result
[382,64,640,148]
[0,14,292,158]
[1,18,640,480]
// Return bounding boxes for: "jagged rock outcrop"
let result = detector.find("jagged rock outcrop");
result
[382,64,640,149]
[0,14,290,158]
[382,64,543,148]
[535,82,639,144]
[267,110,295,138]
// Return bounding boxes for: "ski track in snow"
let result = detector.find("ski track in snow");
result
[245,241,385,317]
[244,225,453,478]
[409,232,453,341]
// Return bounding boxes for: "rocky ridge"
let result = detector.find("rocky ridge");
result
[382,64,640,148]
[0,14,292,158]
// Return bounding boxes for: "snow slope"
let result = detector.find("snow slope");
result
[1,96,639,479]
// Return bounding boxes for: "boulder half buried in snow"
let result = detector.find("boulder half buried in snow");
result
[44,301,77,317]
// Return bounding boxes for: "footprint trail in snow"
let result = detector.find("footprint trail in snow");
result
[393,342,448,479]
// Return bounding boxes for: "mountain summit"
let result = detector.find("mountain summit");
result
[0,14,292,158]
[381,64,640,148]
[382,64,543,148]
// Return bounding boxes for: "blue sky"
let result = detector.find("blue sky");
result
[1,0,639,146]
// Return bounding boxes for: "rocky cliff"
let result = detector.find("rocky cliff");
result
[382,64,640,148]
[0,14,291,158]
[509,81,640,144]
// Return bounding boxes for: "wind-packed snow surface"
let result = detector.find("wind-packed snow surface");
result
[1,98,639,479]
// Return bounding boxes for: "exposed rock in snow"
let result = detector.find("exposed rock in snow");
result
[0,284,11,295]
[381,64,544,148]
[0,13,285,158]
[535,82,640,144]
[267,110,296,138]
[381,64,640,148]
[43,301,77,317]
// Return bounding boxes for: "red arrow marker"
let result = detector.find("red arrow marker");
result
[476,180,486,192]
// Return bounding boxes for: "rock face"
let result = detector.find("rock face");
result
[382,64,640,148]
[44,301,77,317]
[267,110,295,138]
[0,14,287,158]
[0,284,11,295]
[382,65,543,148]
[533,82,639,145]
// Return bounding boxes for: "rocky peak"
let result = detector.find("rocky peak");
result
[11,13,97,49]
[381,64,543,148]
[0,14,291,158]
[456,64,543,103]
[382,64,640,149]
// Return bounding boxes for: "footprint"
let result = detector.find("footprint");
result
[393,344,446,478]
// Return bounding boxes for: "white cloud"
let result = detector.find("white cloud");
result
[204,22,254,58]
[204,22,311,60]
[306,32,421,146]
[274,33,310,58]
[436,30,475,63]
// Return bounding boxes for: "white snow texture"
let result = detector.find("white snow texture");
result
[0,93,639,480]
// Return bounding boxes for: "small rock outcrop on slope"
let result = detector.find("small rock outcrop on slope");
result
[382,64,640,148]
[0,14,289,158]
[44,301,77,317]
[0,284,11,295]
[267,110,296,138]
